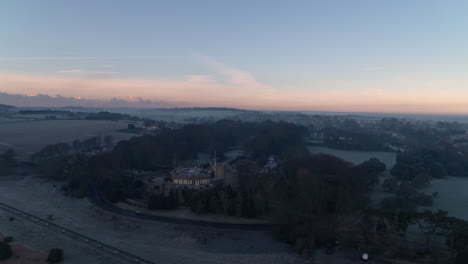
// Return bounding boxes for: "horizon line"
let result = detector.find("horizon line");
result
[6,104,468,118]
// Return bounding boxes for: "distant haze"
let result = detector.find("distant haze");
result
[0,91,175,108]
[1,91,468,115]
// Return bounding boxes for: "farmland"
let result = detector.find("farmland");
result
[0,177,307,264]
[0,119,133,156]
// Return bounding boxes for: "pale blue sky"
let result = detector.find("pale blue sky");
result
[1,0,468,113]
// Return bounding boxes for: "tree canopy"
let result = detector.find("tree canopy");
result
[0,242,12,260]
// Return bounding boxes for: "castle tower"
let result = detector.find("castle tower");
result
[213,150,217,178]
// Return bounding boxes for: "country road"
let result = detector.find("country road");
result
[0,201,155,264]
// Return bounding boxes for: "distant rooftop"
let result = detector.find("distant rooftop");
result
[173,167,210,178]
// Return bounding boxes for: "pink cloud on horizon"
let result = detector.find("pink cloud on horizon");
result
[57,69,81,73]
[185,75,214,83]
[1,69,468,114]
[0,72,273,108]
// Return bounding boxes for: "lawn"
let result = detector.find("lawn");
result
[0,119,132,155]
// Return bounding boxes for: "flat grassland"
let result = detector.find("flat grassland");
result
[0,210,126,264]
[0,177,306,264]
[0,120,132,155]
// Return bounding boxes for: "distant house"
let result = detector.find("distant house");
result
[388,144,406,153]
[223,164,239,189]
[209,161,239,189]
[260,155,277,174]
[172,167,212,189]
[265,155,277,169]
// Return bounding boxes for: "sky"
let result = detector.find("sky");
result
[1,0,468,114]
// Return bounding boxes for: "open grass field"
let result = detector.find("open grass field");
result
[0,210,126,264]
[0,119,133,155]
[0,177,307,264]
[423,177,468,221]
[0,117,34,124]
[118,108,246,123]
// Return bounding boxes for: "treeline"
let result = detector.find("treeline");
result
[110,120,308,170]
[33,136,114,184]
[377,118,447,148]
[272,152,468,263]
[148,156,386,221]
[34,135,114,159]
[34,120,307,198]
[391,147,468,182]
[0,149,16,176]
[369,207,468,263]
[320,126,390,151]
[19,110,74,116]
[374,177,468,263]
[170,107,245,111]
[316,117,454,153]
[148,186,267,218]
[19,109,141,121]
[0,104,14,109]
[85,111,139,121]
[272,153,386,255]
[435,121,467,136]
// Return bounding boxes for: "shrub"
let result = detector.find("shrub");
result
[456,249,468,264]
[47,248,63,263]
[0,241,12,260]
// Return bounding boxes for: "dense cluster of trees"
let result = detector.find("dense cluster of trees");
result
[148,186,269,218]
[313,117,442,152]
[320,126,389,151]
[0,104,14,110]
[369,207,468,262]
[269,152,468,262]
[0,149,16,176]
[391,147,468,183]
[148,190,178,210]
[376,118,447,148]
[35,120,307,200]
[18,109,75,116]
[18,109,142,122]
[47,248,64,263]
[0,241,12,260]
[186,185,268,218]
[272,154,386,256]
[31,116,468,262]
[380,180,435,211]
[435,121,467,136]
[85,111,138,121]
[34,135,114,159]
[33,136,114,184]
[312,117,462,156]
[107,120,307,170]
[146,185,266,218]
[192,159,268,218]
